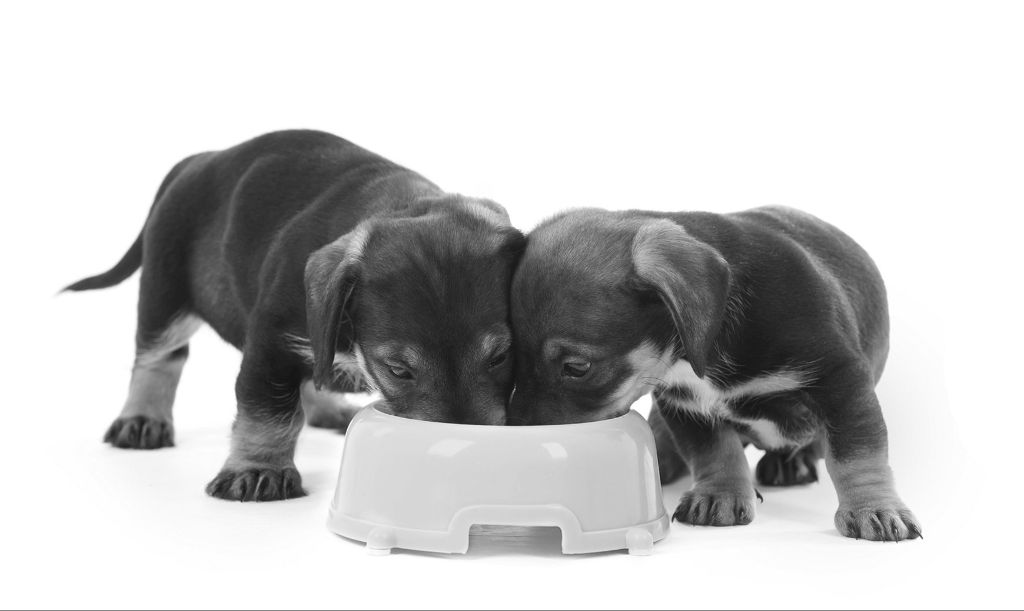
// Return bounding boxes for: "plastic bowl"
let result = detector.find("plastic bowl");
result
[327,404,670,555]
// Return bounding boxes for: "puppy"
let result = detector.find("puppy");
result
[508,206,920,541]
[66,130,523,501]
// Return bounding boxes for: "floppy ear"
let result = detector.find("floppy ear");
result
[499,226,527,258]
[304,225,370,390]
[631,219,732,378]
[462,198,513,227]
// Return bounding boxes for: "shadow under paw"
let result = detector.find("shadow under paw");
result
[673,486,757,527]
[756,448,819,487]
[104,415,174,450]
[835,506,922,542]
[205,466,306,502]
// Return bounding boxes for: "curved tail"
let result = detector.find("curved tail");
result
[63,231,144,292]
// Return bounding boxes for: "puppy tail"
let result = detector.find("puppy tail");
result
[62,231,143,292]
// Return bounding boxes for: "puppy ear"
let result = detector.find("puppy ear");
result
[499,226,527,258]
[457,198,514,227]
[631,219,731,378]
[304,225,370,390]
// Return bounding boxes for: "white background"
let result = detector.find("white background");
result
[2,1,1022,609]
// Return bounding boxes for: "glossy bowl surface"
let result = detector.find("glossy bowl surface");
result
[328,405,670,555]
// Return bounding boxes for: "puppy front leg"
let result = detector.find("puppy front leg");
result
[206,348,306,502]
[659,399,757,527]
[816,380,921,541]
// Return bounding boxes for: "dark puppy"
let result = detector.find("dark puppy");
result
[66,130,523,501]
[509,207,920,541]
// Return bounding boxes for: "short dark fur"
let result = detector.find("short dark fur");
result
[510,206,921,541]
[67,130,523,501]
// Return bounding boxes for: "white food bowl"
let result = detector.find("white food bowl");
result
[327,404,670,555]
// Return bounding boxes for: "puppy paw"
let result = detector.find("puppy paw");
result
[835,505,922,542]
[756,448,818,487]
[673,484,757,527]
[104,415,174,450]
[205,466,306,502]
[306,405,357,433]
[300,382,362,434]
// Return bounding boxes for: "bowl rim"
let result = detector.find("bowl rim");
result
[364,402,635,433]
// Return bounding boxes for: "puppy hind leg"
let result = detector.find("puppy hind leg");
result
[756,439,823,487]
[105,312,201,450]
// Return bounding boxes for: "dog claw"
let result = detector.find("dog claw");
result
[835,506,922,542]
[906,519,923,540]
[674,486,757,527]
[206,466,305,502]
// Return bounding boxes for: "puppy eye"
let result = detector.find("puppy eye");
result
[562,360,592,378]
[387,364,413,380]
[488,348,510,369]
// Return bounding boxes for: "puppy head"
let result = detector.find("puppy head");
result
[305,196,524,425]
[508,210,731,425]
